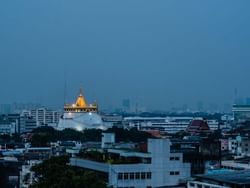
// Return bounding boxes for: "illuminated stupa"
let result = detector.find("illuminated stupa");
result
[57,88,105,131]
[64,88,98,113]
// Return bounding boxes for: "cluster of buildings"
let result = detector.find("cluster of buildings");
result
[0,108,61,134]
[2,89,250,187]
[2,89,249,136]
[0,92,210,135]
[70,136,191,188]
[122,116,222,134]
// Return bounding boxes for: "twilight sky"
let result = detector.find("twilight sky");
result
[0,0,250,111]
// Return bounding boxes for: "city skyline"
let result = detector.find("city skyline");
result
[1,1,250,111]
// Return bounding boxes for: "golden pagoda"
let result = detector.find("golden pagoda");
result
[64,88,97,113]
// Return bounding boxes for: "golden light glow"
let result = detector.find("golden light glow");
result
[75,93,87,107]
[64,88,98,113]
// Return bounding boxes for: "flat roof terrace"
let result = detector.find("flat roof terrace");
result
[195,170,250,186]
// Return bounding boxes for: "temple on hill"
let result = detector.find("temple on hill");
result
[64,88,98,113]
[57,88,105,131]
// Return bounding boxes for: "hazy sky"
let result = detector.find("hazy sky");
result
[0,1,250,111]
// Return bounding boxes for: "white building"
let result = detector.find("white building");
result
[21,116,37,133]
[70,139,191,188]
[101,133,115,149]
[102,115,123,128]
[30,108,61,126]
[124,117,219,134]
[58,89,107,131]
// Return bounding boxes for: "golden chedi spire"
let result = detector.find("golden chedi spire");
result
[75,88,87,107]
[64,87,98,113]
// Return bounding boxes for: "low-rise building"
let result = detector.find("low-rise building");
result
[232,104,250,122]
[0,115,17,134]
[186,120,211,136]
[171,137,221,175]
[101,133,115,149]
[124,117,219,134]
[228,136,250,157]
[70,138,191,188]
[0,113,38,134]
[21,116,37,133]
[102,115,123,128]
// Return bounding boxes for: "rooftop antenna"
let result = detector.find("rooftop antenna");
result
[64,72,68,105]
[135,102,138,115]
[234,88,238,104]
[80,81,84,95]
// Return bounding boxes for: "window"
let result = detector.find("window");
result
[124,173,129,180]
[135,172,140,179]
[197,184,202,188]
[170,171,179,175]
[175,171,180,175]
[129,173,134,180]
[146,172,152,179]
[141,172,146,179]
[189,183,195,187]
[170,156,180,161]
[118,173,123,180]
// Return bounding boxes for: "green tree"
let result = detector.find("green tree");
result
[31,126,154,145]
[12,133,22,142]
[31,134,51,147]
[30,156,106,188]
[106,127,153,142]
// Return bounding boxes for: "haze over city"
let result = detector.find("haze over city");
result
[3,1,250,188]
[1,0,250,111]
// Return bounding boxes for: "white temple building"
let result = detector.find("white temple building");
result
[57,88,106,131]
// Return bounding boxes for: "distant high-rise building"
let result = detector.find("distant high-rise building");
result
[235,97,244,105]
[246,98,250,105]
[0,103,42,114]
[208,103,218,112]
[30,108,61,126]
[223,103,231,113]
[122,99,131,112]
[197,101,204,112]
[0,104,12,114]
[181,104,188,112]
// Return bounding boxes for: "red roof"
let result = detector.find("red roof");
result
[186,119,210,135]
